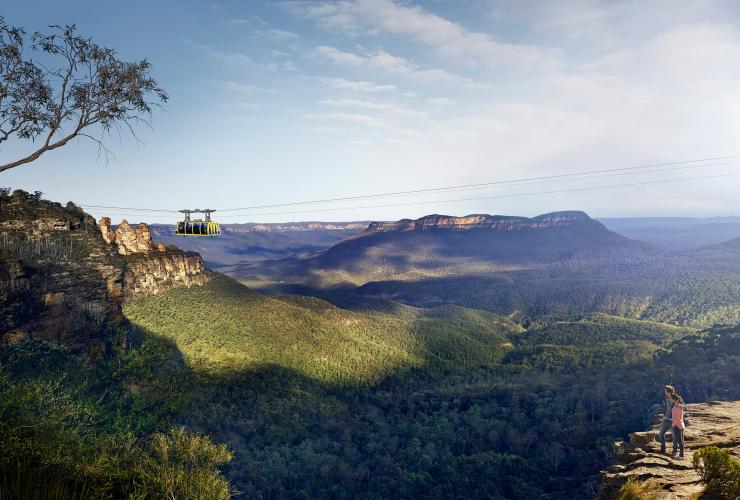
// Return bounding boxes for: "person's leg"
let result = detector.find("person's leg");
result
[658,419,671,451]
[671,425,677,454]
[672,427,684,458]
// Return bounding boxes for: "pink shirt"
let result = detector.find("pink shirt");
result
[671,404,685,429]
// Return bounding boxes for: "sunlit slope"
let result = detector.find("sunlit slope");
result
[241,215,740,327]
[123,275,523,384]
[243,212,657,288]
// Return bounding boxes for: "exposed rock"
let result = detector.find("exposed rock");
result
[598,400,740,499]
[366,211,602,232]
[100,217,213,297]
[1,191,125,355]
[123,249,211,298]
[99,217,116,244]
[0,190,212,355]
[114,219,155,255]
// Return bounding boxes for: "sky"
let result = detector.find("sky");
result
[2,0,740,223]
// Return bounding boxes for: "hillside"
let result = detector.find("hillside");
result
[123,274,522,383]
[243,211,659,285]
[240,211,740,327]
[121,275,739,498]
[0,191,229,498]
[3,193,739,498]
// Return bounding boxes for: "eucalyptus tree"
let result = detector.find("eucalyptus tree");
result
[0,17,167,173]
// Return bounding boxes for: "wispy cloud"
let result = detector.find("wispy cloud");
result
[313,45,366,66]
[312,45,488,87]
[304,112,391,128]
[256,28,300,41]
[312,76,396,93]
[282,0,560,69]
[193,43,253,66]
[221,81,280,95]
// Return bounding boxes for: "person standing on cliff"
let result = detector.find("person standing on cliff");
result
[658,385,676,453]
[670,393,686,460]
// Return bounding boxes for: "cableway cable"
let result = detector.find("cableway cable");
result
[79,154,740,215]
[82,171,740,219]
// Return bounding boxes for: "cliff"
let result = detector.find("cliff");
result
[598,400,740,499]
[98,216,212,298]
[1,191,125,355]
[366,211,603,232]
[0,190,211,353]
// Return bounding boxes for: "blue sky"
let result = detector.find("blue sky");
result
[2,0,740,223]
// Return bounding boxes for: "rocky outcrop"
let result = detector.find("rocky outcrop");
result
[98,217,116,245]
[1,193,125,356]
[366,211,601,232]
[99,217,167,255]
[97,216,212,297]
[598,401,740,499]
[122,249,210,298]
[0,190,212,355]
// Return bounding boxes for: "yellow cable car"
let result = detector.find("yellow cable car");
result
[175,209,221,237]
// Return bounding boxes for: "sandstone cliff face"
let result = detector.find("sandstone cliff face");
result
[598,401,740,499]
[122,250,210,298]
[0,190,211,354]
[1,193,125,355]
[366,211,601,232]
[100,217,212,298]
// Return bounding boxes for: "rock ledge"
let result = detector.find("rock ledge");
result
[598,400,740,499]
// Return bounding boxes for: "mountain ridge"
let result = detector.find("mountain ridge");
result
[365,210,602,232]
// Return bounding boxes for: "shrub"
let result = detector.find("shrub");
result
[618,477,659,500]
[692,446,740,499]
[132,427,233,499]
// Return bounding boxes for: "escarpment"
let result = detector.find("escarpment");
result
[0,190,211,353]
[366,211,603,232]
[98,216,211,298]
[598,400,740,499]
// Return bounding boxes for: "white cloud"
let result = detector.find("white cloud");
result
[319,98,392,110]
[305,112,390,128]
[194,44,253,66]
[282,0,560,69]
[312,77,396,92]
[312,46,489,87]
[318,98,430,120]
[313,45,366,66]
[221,81,280,95]
[256,28,300,41]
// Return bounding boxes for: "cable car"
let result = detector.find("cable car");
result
[175,209,221,237]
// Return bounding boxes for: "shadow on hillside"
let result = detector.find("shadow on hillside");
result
[125,320,740,498]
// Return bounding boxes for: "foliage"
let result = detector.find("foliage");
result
[0,337,232,499]
[123,275,519,383]
[129,427,232,500]
[0,17,167,173]
[123,276,740,498]
[246,223,740,328]
[692,446,740,499]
